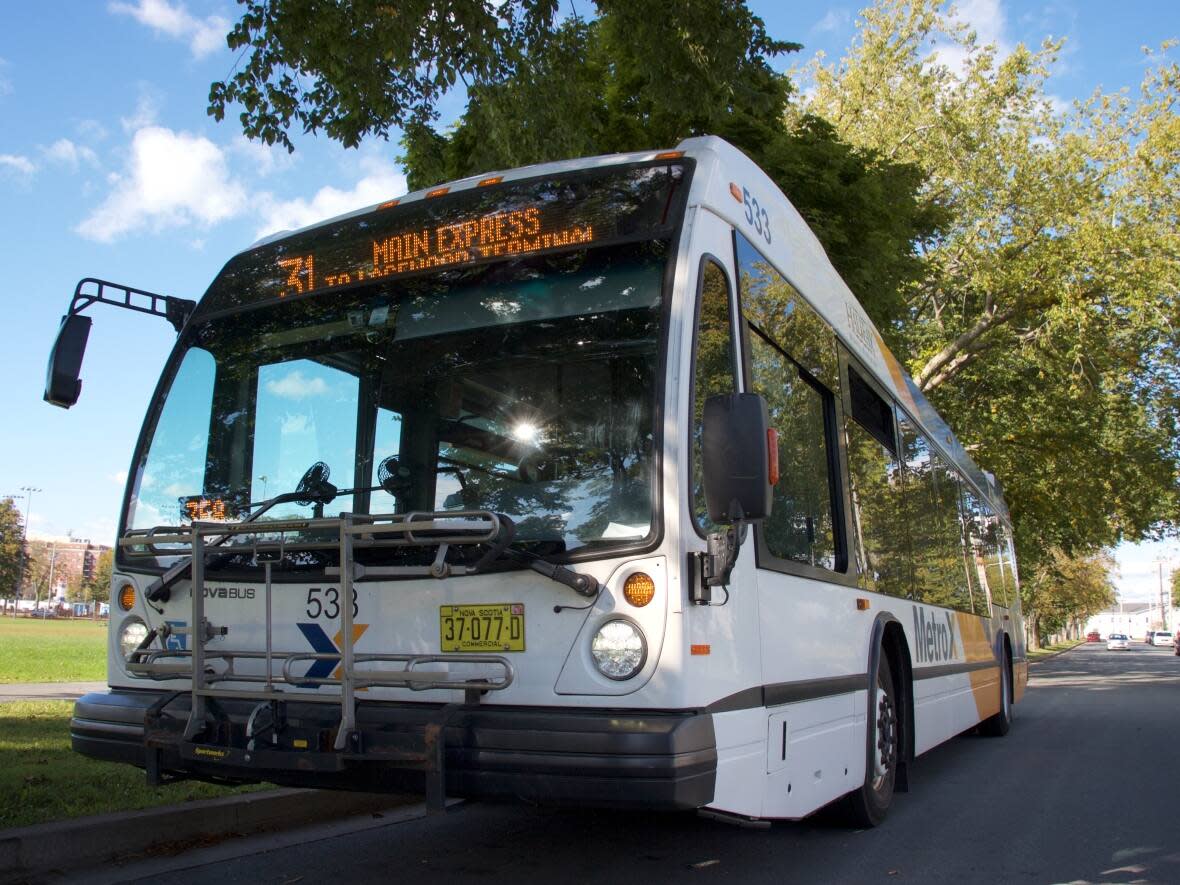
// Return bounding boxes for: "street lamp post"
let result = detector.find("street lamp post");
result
[4,487,40,616]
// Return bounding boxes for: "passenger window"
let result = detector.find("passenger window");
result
[735,233,838,390]
[691,260,738,533]
[961,485,1007,609]
[747,328,839,569]
[897,410,974,613]
[845,368,908,596]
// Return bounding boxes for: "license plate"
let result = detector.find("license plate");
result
[440,603,525,652]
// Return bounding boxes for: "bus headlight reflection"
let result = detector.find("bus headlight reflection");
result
[591,619,647,680]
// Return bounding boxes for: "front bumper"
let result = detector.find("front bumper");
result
[71,690,717,810]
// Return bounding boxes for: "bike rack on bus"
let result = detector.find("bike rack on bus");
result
[119,511,517,808]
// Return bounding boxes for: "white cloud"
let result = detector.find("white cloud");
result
[76,126,247,242]
[266,370,329,400]
[77,119,110,142]
[932,0,1014,73]
[0,153,35,180]
[281,413,311,435]
[109,0,229,59]
[255,158,408,239]
[44,138,99,171]
[231,138,296,178]
[0,56,11,97]
[121,91,160,133]
[812,9,850,34]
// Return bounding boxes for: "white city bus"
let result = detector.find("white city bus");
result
[49,136,1024,825]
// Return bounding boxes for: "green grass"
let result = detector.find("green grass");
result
[1027,638,1085,661]
[0,700,266,830]
[0,618,109,683]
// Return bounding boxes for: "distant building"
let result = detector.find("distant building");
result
[1084,603,1164,640]
[22,537,111,601]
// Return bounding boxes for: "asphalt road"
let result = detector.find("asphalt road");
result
[100,643,1180,885]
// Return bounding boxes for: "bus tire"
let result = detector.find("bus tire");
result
[837,652,897,828]
[981,652,1012,737]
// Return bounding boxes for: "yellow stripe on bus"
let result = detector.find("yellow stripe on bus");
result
[956,612,1002,721]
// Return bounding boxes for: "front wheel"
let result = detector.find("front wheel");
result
[837,653,898,828]
[981,654,1012,737]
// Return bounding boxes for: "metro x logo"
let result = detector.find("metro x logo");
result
[296,622,369,683]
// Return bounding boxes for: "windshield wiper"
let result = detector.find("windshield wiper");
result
[471,516,599,598]
[144,461,341,602]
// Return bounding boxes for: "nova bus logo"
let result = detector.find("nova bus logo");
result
[912,607,958,663]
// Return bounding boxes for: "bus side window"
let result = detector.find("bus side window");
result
[962,485,1006,610]
[845,367,908,597]
[747,327,840,570]
[734,231,842,572]
[690,259,738,534]
[897,411,974,613]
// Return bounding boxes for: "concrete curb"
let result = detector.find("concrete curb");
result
[0,787,411,883]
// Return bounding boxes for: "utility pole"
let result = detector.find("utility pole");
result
[42,542,58,612]
[1152,558,1171,631]
[7,487,40,616]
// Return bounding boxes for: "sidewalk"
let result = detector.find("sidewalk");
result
[0,681,105,703]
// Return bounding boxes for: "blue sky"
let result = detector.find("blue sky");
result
[0,0,1175,600]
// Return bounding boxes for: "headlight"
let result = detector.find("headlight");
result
[118,618,149,659]
[591,619,647,680]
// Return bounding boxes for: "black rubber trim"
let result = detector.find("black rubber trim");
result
[912,659,999,680]
[707,673,868,714]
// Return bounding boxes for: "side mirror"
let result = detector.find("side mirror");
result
[702,392,774,524]
[44,314,92,409]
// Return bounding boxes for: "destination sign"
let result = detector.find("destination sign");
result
[195,161,690,318]
[275,205,596,298]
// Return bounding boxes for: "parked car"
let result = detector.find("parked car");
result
[1087,631,1101,642]
[1150,631,1173,647]
[29,609,57,619]
[1106,633,1129,650]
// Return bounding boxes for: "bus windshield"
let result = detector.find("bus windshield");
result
[124,238,669,563]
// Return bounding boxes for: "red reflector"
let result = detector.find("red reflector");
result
[767,428,780,486]
[691,644,711,656]
[729,182,743,202]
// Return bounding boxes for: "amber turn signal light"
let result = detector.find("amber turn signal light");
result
[623,572,656,608]
[117,582,137,612]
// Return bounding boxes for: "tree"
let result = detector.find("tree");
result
[0,498,23,607]
[85,549,113,607]
[1022,548,1116,646]
[798,0,1180,568]
[211,0,940,328]
[1172,567,1179,609]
